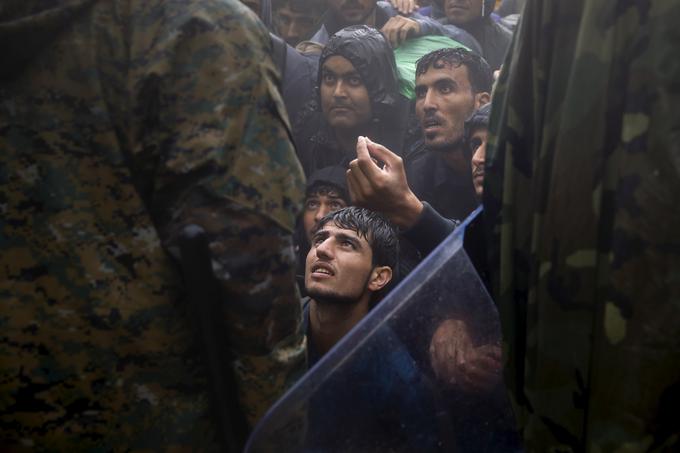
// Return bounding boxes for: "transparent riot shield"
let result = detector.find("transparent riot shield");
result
[245,208,522,452]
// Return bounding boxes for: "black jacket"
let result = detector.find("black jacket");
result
[293,26,411,176]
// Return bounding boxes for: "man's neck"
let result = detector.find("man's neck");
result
[334,126,373,154]
[437,143,469,174]
[309,297,370,356]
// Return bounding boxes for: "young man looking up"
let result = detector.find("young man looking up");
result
[294,166,351,294]
[304,207,397,361]
[348,48,492,257]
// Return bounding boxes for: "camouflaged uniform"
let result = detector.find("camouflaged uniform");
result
[0,0,306,449]
[485,1,680,451]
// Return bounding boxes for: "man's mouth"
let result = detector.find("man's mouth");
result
[331,105,353,112]
[423,117,443,132]
[448,4,468,13]
[311,263,335,277]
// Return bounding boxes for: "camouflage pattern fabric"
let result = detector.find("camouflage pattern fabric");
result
[484,1,680,451]
[0,0,306,449]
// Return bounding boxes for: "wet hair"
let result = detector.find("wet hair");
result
[415,47,493,94]
[313,207,399,270]
[306,183,350,204]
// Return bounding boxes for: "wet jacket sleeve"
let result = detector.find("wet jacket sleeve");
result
[128,0,306,426]
[402,202,459,257]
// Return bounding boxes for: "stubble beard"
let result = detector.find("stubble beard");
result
[307,273,372,306]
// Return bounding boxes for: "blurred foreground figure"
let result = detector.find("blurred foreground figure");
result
[0,0,305,449]
[486,0,680,451]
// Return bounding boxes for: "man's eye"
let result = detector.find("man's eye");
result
[306,200,319,210]
[415,89,426,100]
[469,138,483,151]
[341,240,356,249]
[322,74,335,84]
[348,77,362,87]
[440,85,453,94]
[330,201,345,210]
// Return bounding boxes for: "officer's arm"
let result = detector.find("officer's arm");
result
[129,1,306,427]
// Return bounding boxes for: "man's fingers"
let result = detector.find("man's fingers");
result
[364,137,403,169]
[347,159,376,200]
[355,136,387,179]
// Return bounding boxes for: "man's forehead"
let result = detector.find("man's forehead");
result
[416,62,471,86]
[322,55,360,74]
[318,223,368,242]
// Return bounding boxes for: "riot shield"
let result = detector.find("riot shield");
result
[246,208,522,452]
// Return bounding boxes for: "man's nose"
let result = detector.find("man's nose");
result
[333,80,347,98]
[471,143,487,165]
[315,237,334,258]
[422,89,437,112]
[315,204,331,222]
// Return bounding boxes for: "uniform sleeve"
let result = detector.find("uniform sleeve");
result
[128,0,306,426]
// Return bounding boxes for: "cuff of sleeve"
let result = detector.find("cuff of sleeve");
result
[402,202,458,256]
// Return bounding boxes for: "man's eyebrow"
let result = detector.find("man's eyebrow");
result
[434,77,458,88]
[335,232,363,249]
[312,229,330,242]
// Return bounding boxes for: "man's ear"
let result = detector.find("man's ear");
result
[368,266,393,292]
[474,92,491,108]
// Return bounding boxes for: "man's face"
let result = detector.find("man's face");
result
[469,127,488,198]
[303,189,348,242]
[305,222,375,305]
[320,55,372,133]
[444,0,484,25]
[415,62,477,152]
[275,6,319,46]
[328,0,376,26]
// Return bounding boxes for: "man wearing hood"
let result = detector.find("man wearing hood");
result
[0,0,305,449]
[294,25,410,176]
[433,0,512,70]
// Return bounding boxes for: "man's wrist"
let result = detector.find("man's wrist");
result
[388,192,423,229]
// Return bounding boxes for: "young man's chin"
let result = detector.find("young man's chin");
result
[307,287,358,306]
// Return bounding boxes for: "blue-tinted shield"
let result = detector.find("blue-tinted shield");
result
[246,208,521,452]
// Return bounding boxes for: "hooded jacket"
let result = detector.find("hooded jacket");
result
[294,25,410,176]
[0,0,306,448]
[432,0,512,70]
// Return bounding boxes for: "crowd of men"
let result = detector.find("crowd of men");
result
[2,0,678,451]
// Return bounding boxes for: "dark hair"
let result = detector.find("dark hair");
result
[415,48,493,94]
[306,183,350,204]
[313,207,399,270]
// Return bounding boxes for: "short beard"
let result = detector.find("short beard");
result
[427,135,465,153]
[307,288,359,306]
[306,274,371,306]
